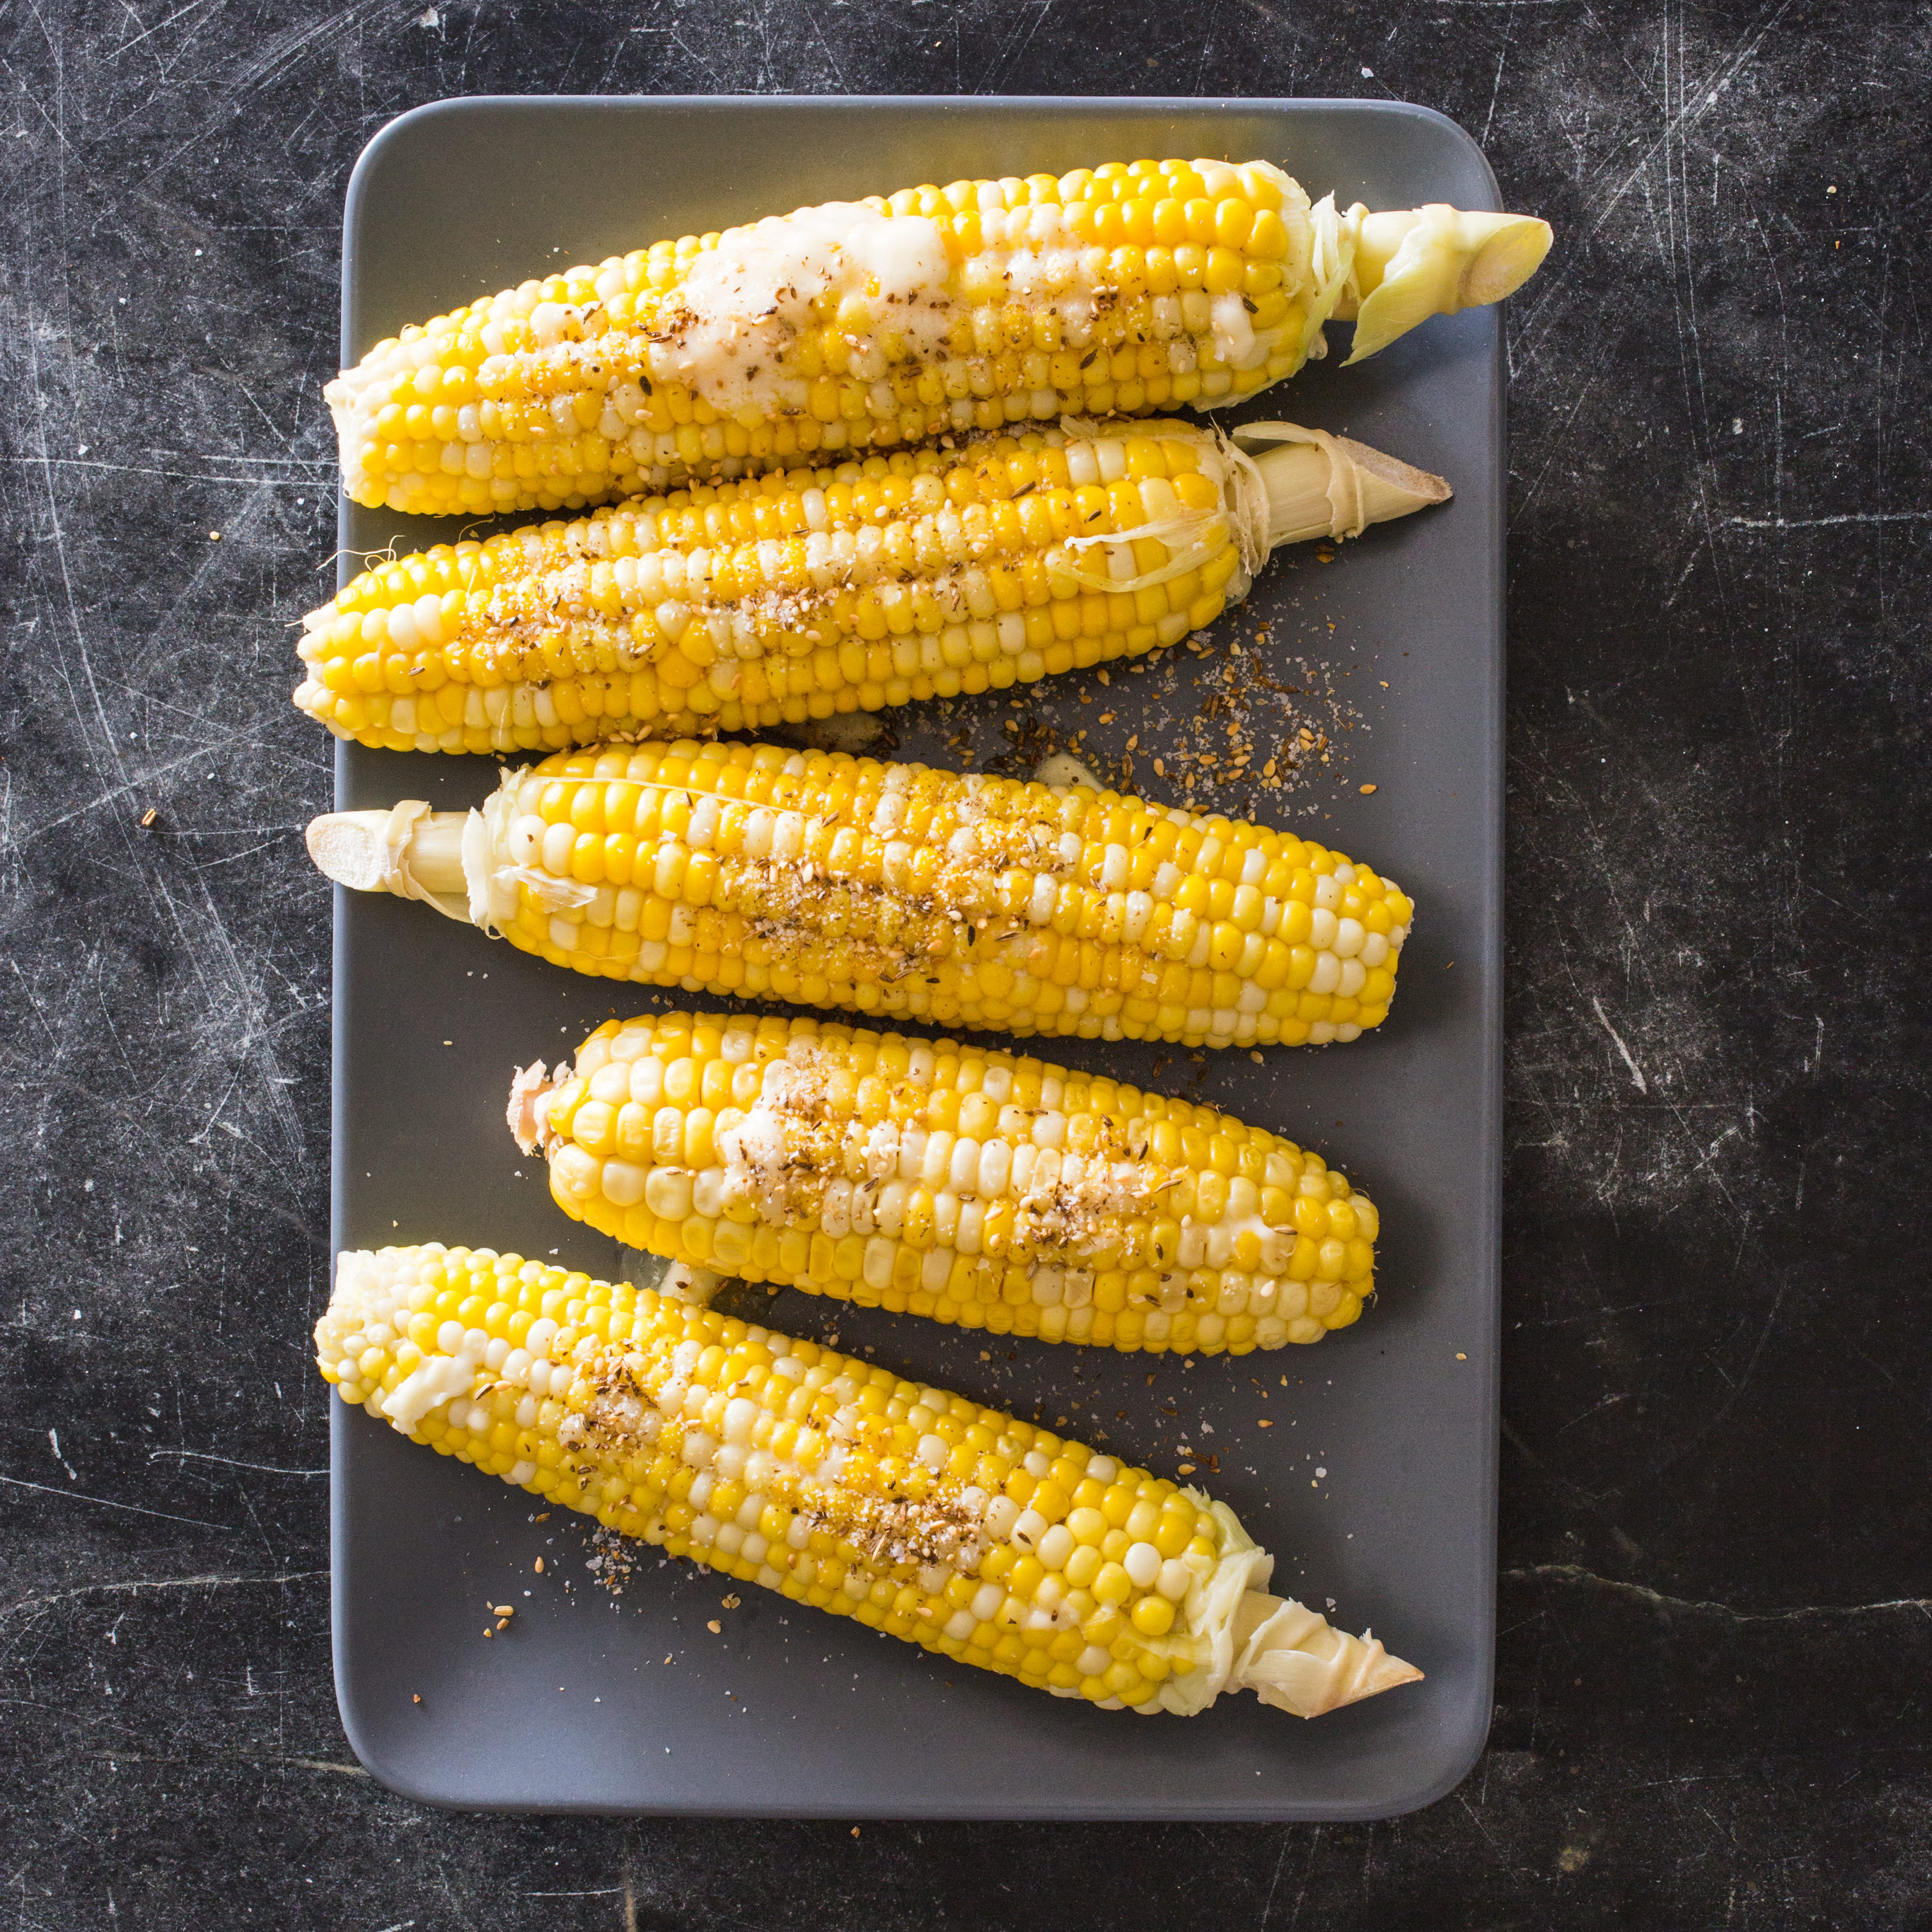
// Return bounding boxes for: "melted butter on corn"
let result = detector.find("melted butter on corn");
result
[316,1242,1421,1717]
[654,202,959,419]
[517,1010,1382,1355]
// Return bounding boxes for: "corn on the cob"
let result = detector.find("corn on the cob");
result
[328,158,1546,519]
[307,739,1411,1050]
[318,1241,1420,1716]
[294,417,1447,755]
[510,1010,1381,1355]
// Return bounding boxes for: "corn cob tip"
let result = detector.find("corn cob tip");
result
[1230,1589,1423,1718]
[1236,423,1450,551]
[507,1060,558,1155]
[1339,207,1552,364]
[306,809,397,892]
[1462,212,1551,306]
[306,804,475,923]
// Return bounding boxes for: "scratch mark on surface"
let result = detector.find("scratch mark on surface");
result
[87,1749,367,1777]
[1506,1564,1932,1624]
[1479,0,1519,144]
[0,1472,229,1531]
[0,1569,324,1625]
[147,1450,326,1477]
[1723,509,1932,531]
[1590,997,1648,1093]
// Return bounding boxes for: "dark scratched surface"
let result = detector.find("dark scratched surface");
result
[1,3,1928,1926]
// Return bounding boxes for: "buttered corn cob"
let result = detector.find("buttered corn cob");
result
[328,158,1547,518]
[308,739,1410,1050]
[318,1242,1420,1716]
[511,1010,1382,1355]
[295,418,1447,755]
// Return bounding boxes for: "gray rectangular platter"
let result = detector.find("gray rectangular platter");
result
[331,94,1503,1819]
